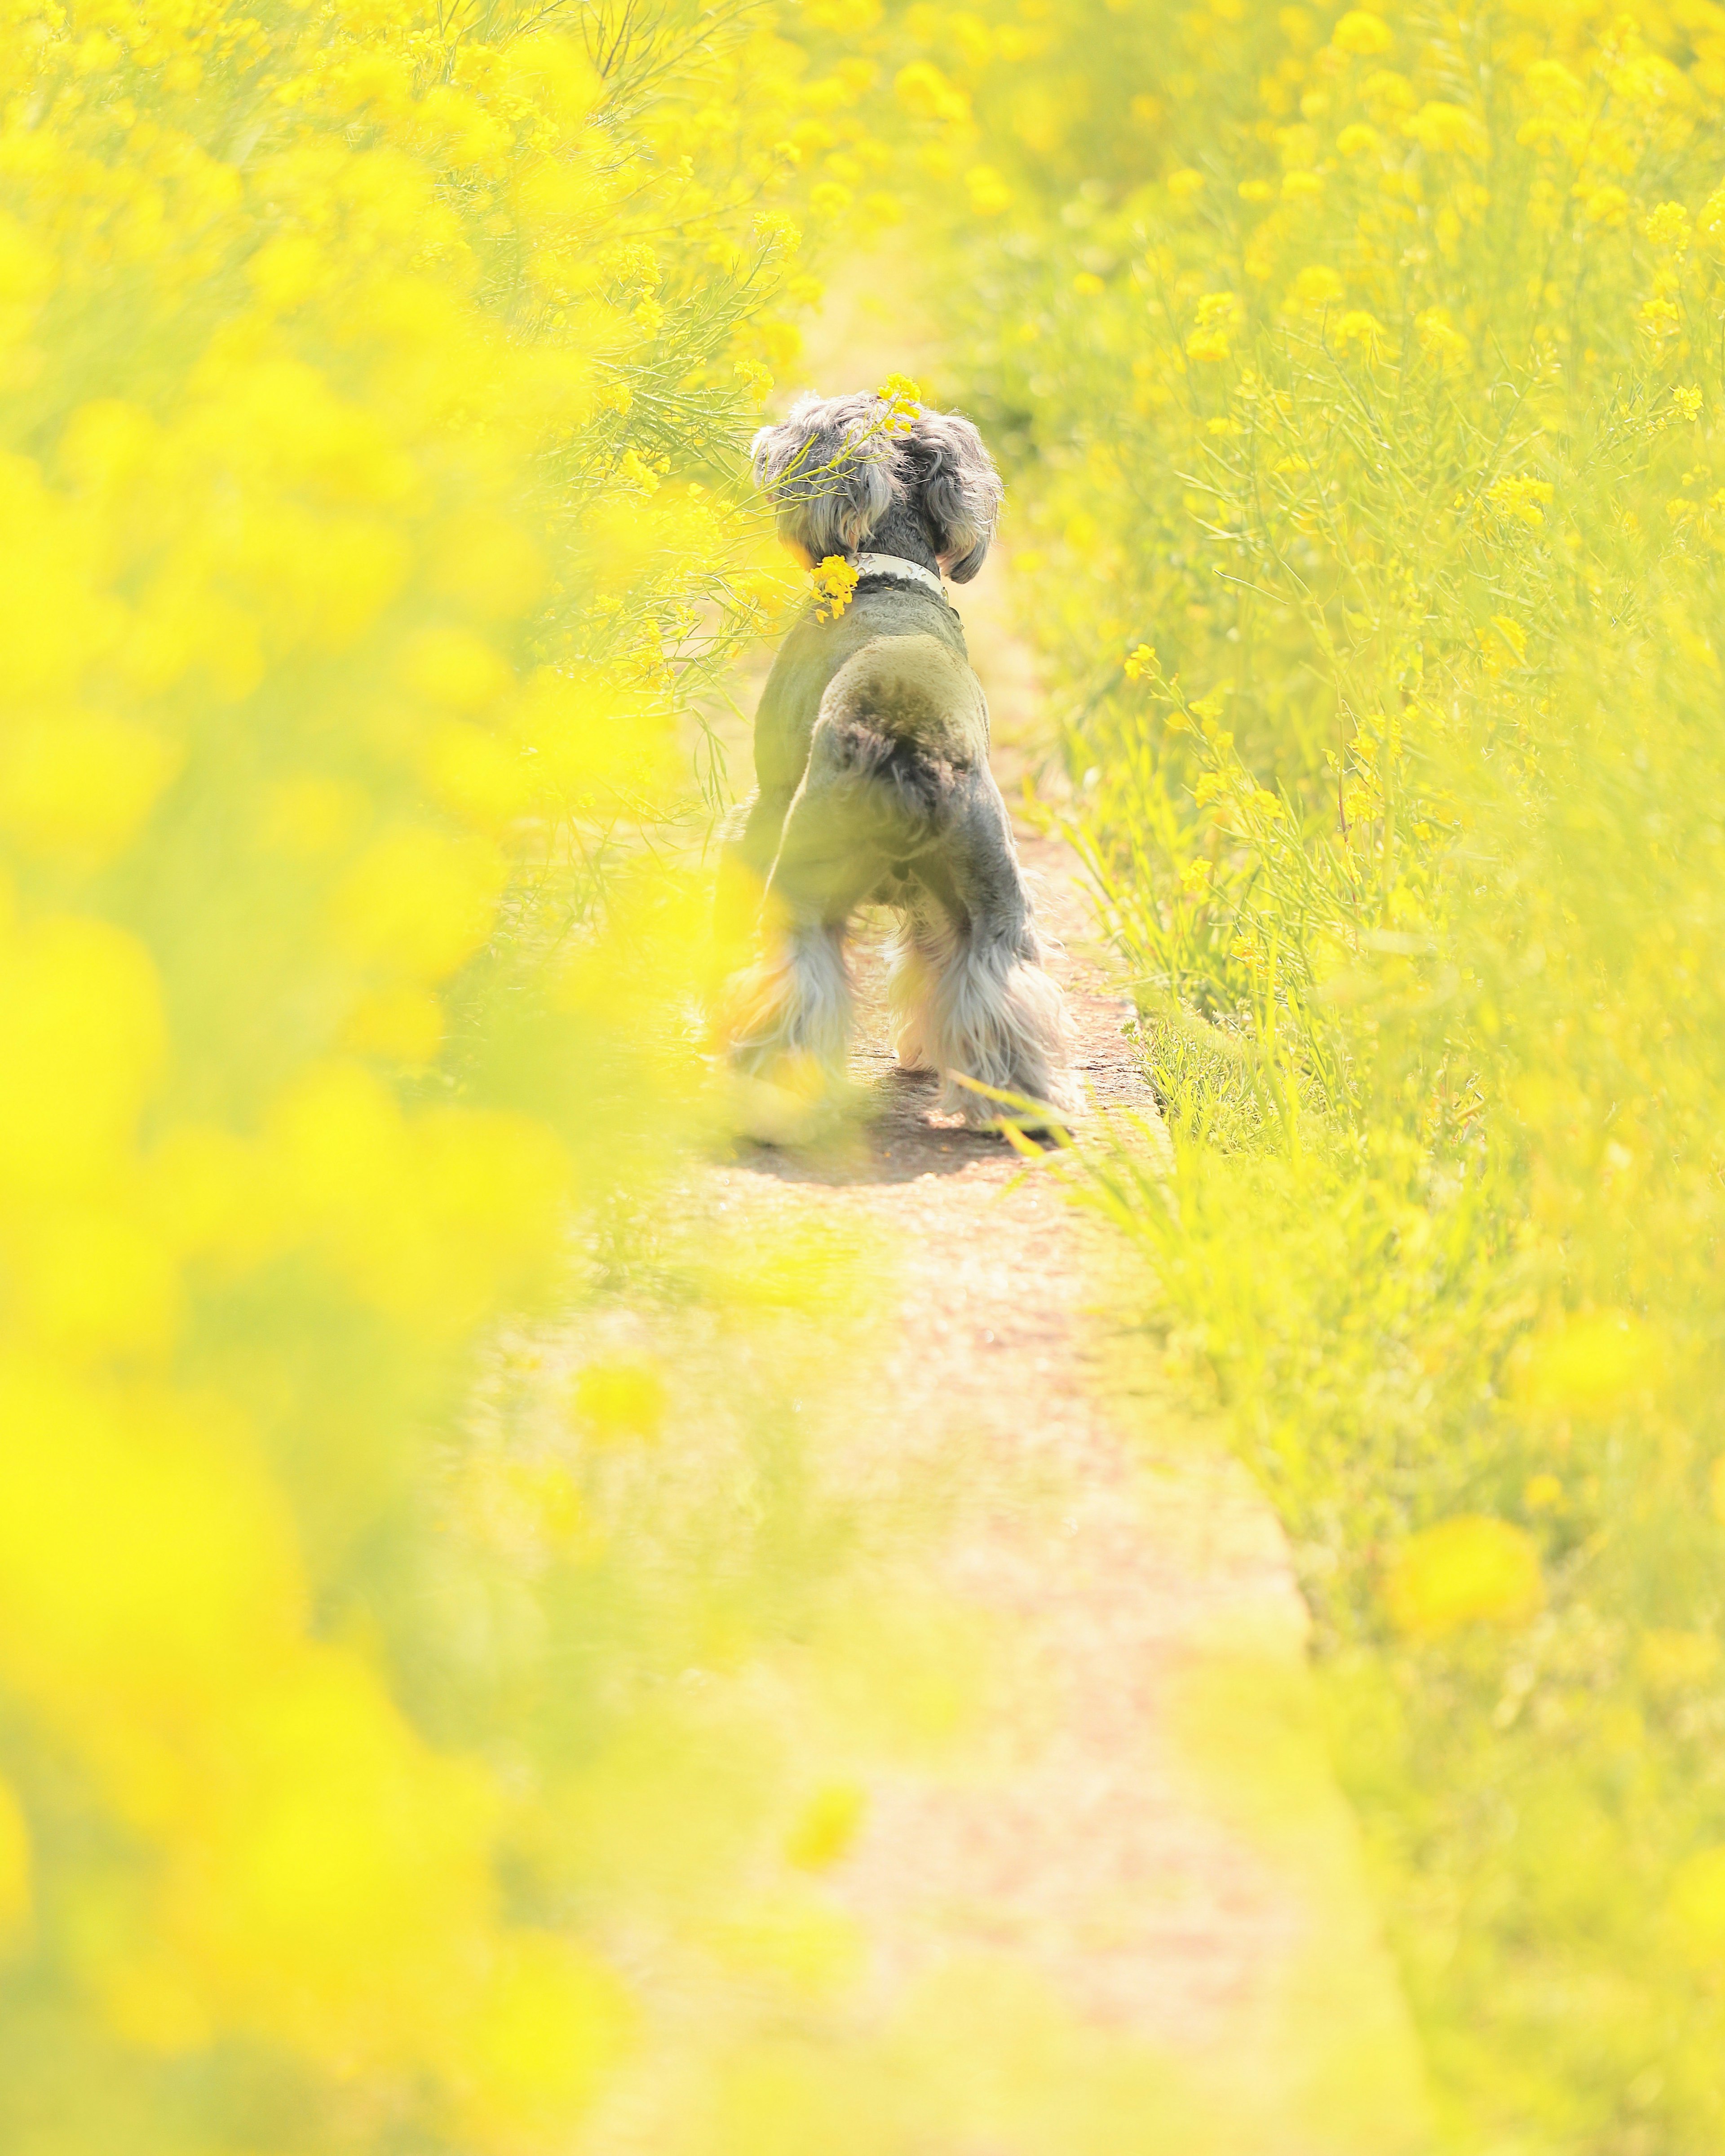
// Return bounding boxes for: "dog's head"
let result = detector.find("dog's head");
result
[750,391,1003,583]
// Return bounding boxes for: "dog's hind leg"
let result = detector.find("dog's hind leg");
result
[721,916,854,1079]
[720,718,894,1082]
[908,773,1080,1127]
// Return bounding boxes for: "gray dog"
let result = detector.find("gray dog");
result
[717,389,1077,1127]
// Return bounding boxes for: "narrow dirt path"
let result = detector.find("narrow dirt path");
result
[709,795,1430,2149]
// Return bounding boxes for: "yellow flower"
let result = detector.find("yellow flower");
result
[1384,1516,1544,1638]
[1123,643,1158,680]
[964,165,1011,216]
[1336,123,1381,158]
[1519,1312,1661,1413]
[0,1357,307,1735]
[331,826,504,984]
[810,554,862,621]
[1485,473,1555,529]
[571,1359,667,1442]
[0,1777,29,1942]
[9,1202,182,1362]
[1186,290,1242,364]
[1668,1847,1725,1968]
[1167,167,1206,202]
[1485,613,1528,672]
[1583,183,1630,228]
[1362,68,1416,111]
[446,1934,632,2146]
[1646,201,1691,251]
[1408,100,1487,158]
[420,719,537,832]
[399,627,513,713]
[0,711,178,864]
[1638,1630,1720,1695]
[0,918,165,1199]
[893,60,969,124]
[947,13,995,68]
[1523,58,1585,112]
[1697,186,1725,258]
[0,212,54,308]
[1288,264,1345,309]
[879,367,921,416]
[342,985,445,1066]
[784,1783,866,1871]
[1331,9,1393,56]
[1334,309,1387,357]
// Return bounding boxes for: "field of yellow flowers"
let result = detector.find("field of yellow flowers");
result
[0,3,914,2149]
[857,0,1725,2146]
[8,0,1725,2148]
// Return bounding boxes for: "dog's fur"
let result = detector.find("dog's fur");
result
[718,391,1079,1128]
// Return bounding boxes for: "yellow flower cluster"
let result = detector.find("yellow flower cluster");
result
[877,367,924,431]
[811,552,863,620]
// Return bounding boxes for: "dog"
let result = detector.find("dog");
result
[716,389,1078,1130]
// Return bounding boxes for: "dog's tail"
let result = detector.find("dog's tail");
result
[817,715,960,843]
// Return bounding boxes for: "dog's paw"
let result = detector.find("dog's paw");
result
[942,1069,1082,1135]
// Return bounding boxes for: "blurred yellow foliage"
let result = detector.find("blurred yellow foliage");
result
[784,1781,868,1871]
[11,0,1725,2143]
[0,0,904,2145]
[1668,1846,1725,1970]
[573,1358,668,1443]
[1384,1517,1545,1639]
[0,1777,32,1942]
[867,0,1725,2129]
[1519,1312,1664,1414]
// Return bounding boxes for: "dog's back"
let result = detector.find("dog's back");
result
[760,571,988,843]
[749,579,975,776]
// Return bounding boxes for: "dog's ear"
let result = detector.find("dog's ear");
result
[902,408,1003,583]
[751,393,895,560]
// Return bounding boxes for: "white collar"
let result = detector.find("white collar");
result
[853,552,950,604]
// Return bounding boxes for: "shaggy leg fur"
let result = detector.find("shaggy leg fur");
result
[885,892,950,1074]
[918,928,1078,1126]
[889,778,1080,1127]
[721,712,894,1084]
[721,919,853,1080]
